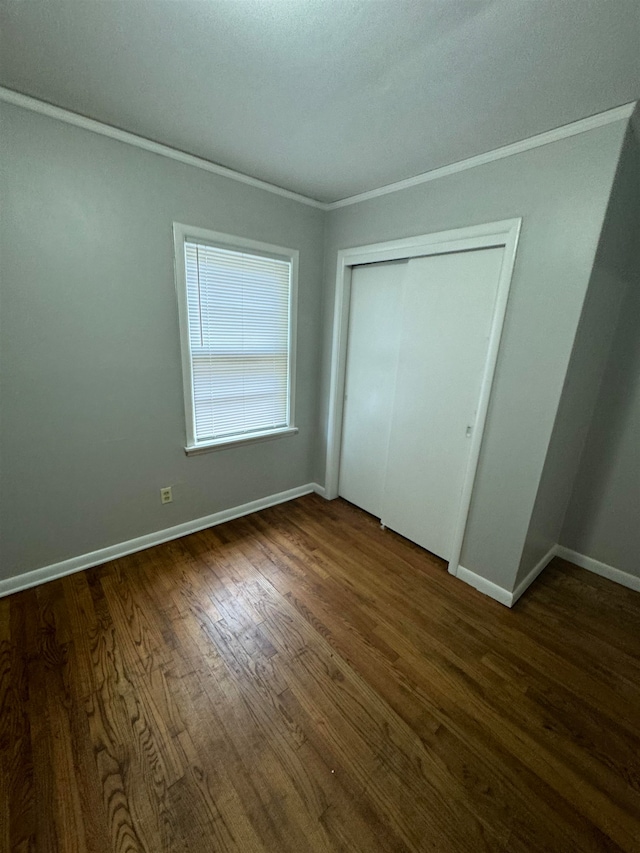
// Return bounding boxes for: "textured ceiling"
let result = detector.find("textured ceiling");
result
[1,0,639,203]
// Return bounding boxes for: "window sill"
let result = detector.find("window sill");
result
[185,426,299,456]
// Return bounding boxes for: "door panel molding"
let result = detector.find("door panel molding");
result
[325,218,522,577]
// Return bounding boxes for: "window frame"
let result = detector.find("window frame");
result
[173,222,299,455]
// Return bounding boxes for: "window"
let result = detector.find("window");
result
[173,224,298,454]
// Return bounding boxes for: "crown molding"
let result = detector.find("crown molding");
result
[0,86,326,209]
[327,101,637,210]
[1,86,635,212]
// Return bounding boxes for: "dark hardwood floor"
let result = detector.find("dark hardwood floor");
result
[1,494,639,852]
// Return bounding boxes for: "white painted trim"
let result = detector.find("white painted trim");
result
[325,219,521,581]
[327,102,636,209]
[172,223,298,453]
[456,566,513,607]
[0,86,324,209]
[185,427,299,456]
[311,482,327,498]
[447,221,521,578]
[457,544,557,607]
[0,484,315,599]
[1,87,634,211]
[556,546,640,593]
[458,544,640,607]
[510,545,558,606]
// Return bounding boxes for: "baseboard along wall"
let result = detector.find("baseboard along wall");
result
[455,565,513,607]
[457,544,557,608]
[2,491,637,603]
[555,545,640,593]
[0,483,325,599]
[460,543,640,607]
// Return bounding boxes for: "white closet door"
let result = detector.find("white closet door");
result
[382,247,504,560]
[338,261,406,517]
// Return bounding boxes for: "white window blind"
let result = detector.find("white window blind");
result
[183,238,293,445]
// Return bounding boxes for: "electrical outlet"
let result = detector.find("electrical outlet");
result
[160,486,173,504]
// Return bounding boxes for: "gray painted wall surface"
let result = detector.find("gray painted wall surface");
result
[0,103,325,579]
[1,100,634,596]
[319,121,627,592]
[516,129,639,585]
[560,133,640,577]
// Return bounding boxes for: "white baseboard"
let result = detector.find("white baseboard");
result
[510,545,558,606]
[556,546,640,593]
[457,544,557,608]
[6,488,634,606]
[462,543,640,608]
[0,484,317,599]
[456,565,513,607]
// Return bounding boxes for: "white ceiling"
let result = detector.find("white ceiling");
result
[1,1,639,203]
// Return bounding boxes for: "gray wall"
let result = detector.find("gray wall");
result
[319,120,627,593]
[560,130,640,577]
[517,128,640,585]
[1,98,634,596]
[0,103,325,579]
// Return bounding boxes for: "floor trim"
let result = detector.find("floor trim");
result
[456,565,513,607]
[5,498,637,603]
[556,546,640,593]
[458,544,558,607]
[312,482,327,498]
[510,545,558,606]
[0,484,322,599]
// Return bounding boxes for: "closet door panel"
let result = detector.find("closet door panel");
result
[338,261,406,517]
[382,247,504,560]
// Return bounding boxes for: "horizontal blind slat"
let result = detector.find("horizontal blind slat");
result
[184,239,291,442]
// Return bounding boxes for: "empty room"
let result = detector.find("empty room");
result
[1,1,640,851]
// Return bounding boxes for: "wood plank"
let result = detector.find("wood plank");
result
[230,538,601,851]
[1,593,36,852]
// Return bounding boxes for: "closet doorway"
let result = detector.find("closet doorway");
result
[326,220,521,575]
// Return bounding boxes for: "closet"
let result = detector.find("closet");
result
[339,246,505,562]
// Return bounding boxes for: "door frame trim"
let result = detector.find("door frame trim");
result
[325,218,522,577]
